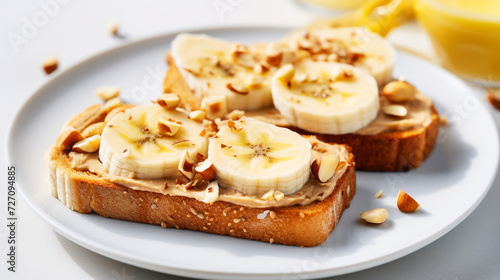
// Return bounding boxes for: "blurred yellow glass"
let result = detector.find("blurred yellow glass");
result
[297,0,371,11]
[414,0,500,86]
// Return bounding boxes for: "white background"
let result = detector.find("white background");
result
[1,0,500,279]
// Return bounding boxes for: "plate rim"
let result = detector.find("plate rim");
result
[5,25,500,280]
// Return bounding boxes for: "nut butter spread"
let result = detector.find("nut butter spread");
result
[69,137,350,208]
[247,91,433,135]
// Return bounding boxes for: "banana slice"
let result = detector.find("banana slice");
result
[171,33,274,111]
[208,117,311,195]
[286,27,395,86]
[99,104,208,179]
[271,61,379,134]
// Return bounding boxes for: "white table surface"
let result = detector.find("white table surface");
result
[1,1,499,279]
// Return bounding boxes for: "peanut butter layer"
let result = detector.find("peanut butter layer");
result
[69,137,350,208]
[247,91,433,135]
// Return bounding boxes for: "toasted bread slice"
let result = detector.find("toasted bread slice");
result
[163,54,440,172]
[47,104,356,247]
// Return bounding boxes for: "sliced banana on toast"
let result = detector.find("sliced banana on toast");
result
[271,61,379,134]
[99,104,208,179]
[208,117,311,195]
[171,33,275,111]
[285,27,395,86]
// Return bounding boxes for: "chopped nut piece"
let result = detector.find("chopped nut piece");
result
[245,74,264,89]
[102,97,123,110]
[486,89,500,110]
[382,105,407,117]
[231,44,256,68]
[189,110,206,122]
[157,93,180,110]
[253,63,269,75]
[203,181,219,204]
[311,153,340,183]
[195,159,216,181]
[72,135,101,153]
[161,221,167,228]
[172,139,193,147]
[201,95,228,119]
[226,82,249,95]
[269,238,275,244]
[374,189,383,198]
[81,122,106,138]
[226,110,245,120]
[108,21,119,36]
[261,189,275,200]
[95,86,120,102]
[58,126,84,151]
[382,81,416,103]
[178,150,195,180]
[274,190,285,201]
[397,190,420,212]
[275,64,295,84]
[269,211,276,219]
[42,56,58,75]
[299,212,305,218]
[104,107,126,123]
[360,208,388,224]
[157,118,182,136]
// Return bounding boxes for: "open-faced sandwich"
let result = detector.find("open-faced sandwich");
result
[46,98,355,247]
[164,27,439,171]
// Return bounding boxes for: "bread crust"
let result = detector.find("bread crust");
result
[164,53,439,172]
[47,104,356,247]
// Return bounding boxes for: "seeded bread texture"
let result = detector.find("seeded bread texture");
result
[163,53,439,172]
[47,104,356,247]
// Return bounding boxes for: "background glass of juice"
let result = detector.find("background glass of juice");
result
[297,0,371,11]
[414,0,500,87]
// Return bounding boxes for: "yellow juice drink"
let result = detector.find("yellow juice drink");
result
[298,0,371,11]
[414,0,500,85]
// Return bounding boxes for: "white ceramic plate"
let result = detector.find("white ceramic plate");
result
[6,27,499,280]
